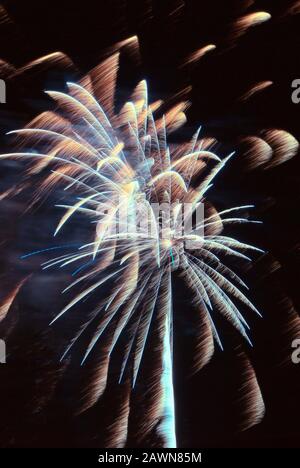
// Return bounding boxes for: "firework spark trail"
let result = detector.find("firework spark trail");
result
[158,268,176,448]
[0,51,268,447]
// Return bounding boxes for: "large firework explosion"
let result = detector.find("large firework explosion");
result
[0,0,299,448]
[0,68,267,446]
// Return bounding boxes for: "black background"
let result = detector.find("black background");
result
[0,0,299,448]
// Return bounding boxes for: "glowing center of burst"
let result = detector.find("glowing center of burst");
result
[161,238,173,249]
[122,180,140,195]
[160,237,183,271]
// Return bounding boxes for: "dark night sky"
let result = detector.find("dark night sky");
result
[0,0,299,448]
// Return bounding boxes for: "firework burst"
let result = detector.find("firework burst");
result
[0,51,267,447]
